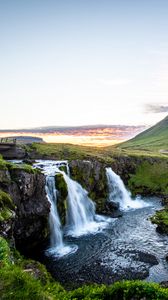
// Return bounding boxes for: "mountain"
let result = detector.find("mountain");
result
[119,115,168,152]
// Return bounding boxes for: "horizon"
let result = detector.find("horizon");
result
[0,123,147,147]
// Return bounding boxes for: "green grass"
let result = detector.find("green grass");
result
[128,161,168,195]
[119,115,168,153]
[1,237,168,299]
[29,142,123,164]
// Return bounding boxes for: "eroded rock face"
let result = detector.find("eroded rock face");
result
[69,160,109,214]
[0,169,50,251]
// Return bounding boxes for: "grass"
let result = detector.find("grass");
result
[128,161,168,196]
[1,237,168,299]
[28,142,168,163]
[119,115,168,153]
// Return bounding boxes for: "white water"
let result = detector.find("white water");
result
[45,176,63,249]
[61,171,110,237]
[34,160,78,257]
[34,160,109,254]
[106,167,149,211]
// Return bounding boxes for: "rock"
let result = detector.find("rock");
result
[0,168,50,251]
[160,281,168,288]
[1,145,26,159]
[106,201,120,211]
[69,160,108,214]
[12,170,50,250]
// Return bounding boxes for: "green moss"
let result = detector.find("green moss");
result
[128,161,168,196]
[0,237,11,267]
[55,174,68,225]
[151,209,168,234]
[0,156,8,170]
[0,190,14,222]
[55,173,68,199]
[7,162,40,174]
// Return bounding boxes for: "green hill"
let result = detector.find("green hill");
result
[119,115,168,152]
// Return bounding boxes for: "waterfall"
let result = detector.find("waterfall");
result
[34,160,78,257]
[45,175,63,249]
[106,167,149,211]
[61,172,97,236]
[34,160,110,248]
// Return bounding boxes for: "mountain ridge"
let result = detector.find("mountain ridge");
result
[119,115,168,151]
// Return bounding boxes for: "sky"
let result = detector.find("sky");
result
[0,0,168,129]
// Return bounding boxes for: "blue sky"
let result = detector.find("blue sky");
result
[0,0,168,129]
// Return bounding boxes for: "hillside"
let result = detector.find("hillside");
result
[118,115,168,152]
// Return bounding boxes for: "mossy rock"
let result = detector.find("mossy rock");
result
[7,162,40,174]
[0,190,15,222]
[0,237,11,267]
[0,156,8,171]
[151,209,168,234]
[55,173,68,199]
[55,174,68,225]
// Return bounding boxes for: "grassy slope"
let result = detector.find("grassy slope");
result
[29,141,168,161]
[118,115,168,152]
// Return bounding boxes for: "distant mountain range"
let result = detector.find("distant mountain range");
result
[0,125,146,138]
[120,115,168,152]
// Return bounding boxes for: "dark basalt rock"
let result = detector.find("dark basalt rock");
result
[0,168,50,251]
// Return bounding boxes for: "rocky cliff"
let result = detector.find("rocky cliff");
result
[0,163,50,251]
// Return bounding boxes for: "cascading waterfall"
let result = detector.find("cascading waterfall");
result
[61,171,102,236]
[34,160,109,254]
[34,160,77,257]
[45,175,63,249]
[106,167,149,210]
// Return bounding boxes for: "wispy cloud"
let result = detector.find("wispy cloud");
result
[98,78,133,86]
[145,104,168,113]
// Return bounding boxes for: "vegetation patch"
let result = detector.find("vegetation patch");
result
[0,155,8,170]
[151,209,168,234]
[7,162,40,174]
[128,161,168,196]
[1,237,168,299]
[0,190,14,222]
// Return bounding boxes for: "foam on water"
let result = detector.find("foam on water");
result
[106,167,150,211]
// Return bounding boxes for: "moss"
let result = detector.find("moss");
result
[55,173,68,199]
[0,157,8,170]
[151,209,168,234]
[0,237,11,267]
[128,161,168,196]
[55,174,68,225]
[7,162,40,174]
[0,190,14,222]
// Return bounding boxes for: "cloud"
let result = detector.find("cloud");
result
[145,104,168,113]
